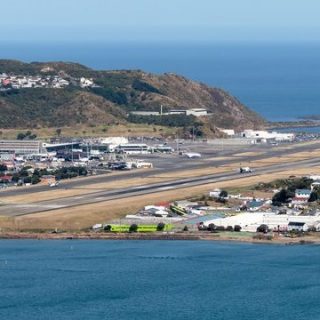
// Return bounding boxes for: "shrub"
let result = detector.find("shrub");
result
[104,225,112,232]
[129,224,138,233]
[132,79,161,94]
[226,226,234,232]
[157,223,165,231]
[256,224,269,233]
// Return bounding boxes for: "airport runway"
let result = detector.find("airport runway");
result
[1,140,320,198]
[0,156,319,217]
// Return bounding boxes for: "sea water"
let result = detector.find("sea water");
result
[0,240,320,320]
[1,42,320,122]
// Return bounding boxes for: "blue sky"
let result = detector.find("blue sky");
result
[1,0,319,43]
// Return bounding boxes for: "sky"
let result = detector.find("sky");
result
[1,0,320,43]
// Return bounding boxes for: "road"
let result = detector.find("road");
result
[0,156,319,217]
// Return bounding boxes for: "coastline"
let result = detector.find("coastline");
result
[266,120,320,130]
[0,231,318,245]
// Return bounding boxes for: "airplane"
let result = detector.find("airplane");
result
[184,152,202,159]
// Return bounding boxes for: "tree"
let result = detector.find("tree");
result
[218,190,228,203]
[308,192,318,202]
[272,189,294,206]
[157,223,165,231]
[23,176,32,184]
[104,225,112,232]
[129,224,138,233]
[17,132,26,140]
[257,224,269,233]
[56,128,62,136]
[207,223,216,232]
[29,134,37,140]
[234,225,242,232]
[219,190,228,198]
[31,174,41,185]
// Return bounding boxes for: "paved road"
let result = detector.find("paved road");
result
[0,156,319,217]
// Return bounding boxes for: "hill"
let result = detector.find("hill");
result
[0,60,265,137]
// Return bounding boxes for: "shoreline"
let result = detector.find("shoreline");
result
[267,120,320,130]
[0,231,319,245]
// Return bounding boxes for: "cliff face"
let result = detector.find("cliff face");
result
[0,60,265,134]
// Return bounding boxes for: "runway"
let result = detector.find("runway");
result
[1,140,320,198]
[0,156,319,217]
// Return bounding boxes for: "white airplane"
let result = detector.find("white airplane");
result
[49,181,60,187]
[184,152,202,159]
[239,167,252,173]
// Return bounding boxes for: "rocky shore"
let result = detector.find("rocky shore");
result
[0,231,319,245]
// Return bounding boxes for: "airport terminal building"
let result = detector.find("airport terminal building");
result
[0,140,45,156]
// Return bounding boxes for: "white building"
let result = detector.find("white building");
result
[219,129,235,136]
[80,77,94,88]
[186,108,208,117]
[0,140,45,156]
[115,143,151,154]
[241,130,295,142]
[204,211,320,232]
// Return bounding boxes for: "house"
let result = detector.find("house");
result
[287,222,308,232]
[295,189,312,198]
[246,199,266,212]
[0,175,12,183]
[292,189,312,204]
[209,188,222,198]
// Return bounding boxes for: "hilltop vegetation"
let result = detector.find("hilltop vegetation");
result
[0,60,265,137]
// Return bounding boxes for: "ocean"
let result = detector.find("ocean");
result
[1,41,320,122]
[1,240,320,320]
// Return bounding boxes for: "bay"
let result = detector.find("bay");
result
[0,240,319,320]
